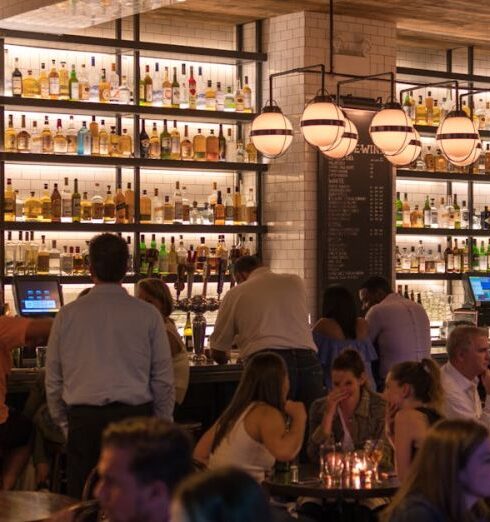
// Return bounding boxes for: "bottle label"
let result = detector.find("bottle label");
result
[140,139,150,158]
[70,82,80,100]
[62,200,72,217]
[4,197,14,214]
[92,202,104,220]
[172,87,180,105]
[72,199,81,218]
[12,77,22,95]
[80,82,90,100]
[49,78,60,95]
[174,202,183,221]
[225,205,234,220]
[145,84,153,103]
[100,87,110,102]
[163,89,172,105]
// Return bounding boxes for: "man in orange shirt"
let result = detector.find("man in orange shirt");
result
[0,316,51,489]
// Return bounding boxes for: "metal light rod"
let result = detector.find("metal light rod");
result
[336,71,396,107]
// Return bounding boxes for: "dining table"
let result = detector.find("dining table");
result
[0,491,77,521]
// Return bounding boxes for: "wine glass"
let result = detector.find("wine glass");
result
[364,439,383,483]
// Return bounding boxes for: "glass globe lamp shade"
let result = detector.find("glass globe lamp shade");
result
[250,106,294,159]
[386,128,422,166]
[300,96,345,150]
[448,140,482,167]
[321,117,358,159]
[369,102,414,156]
[436,110,481,165]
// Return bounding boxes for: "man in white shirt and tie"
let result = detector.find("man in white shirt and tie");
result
[440,325,490,428]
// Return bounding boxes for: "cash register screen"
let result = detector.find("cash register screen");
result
[468,276,490,303]
[14,279,63,317]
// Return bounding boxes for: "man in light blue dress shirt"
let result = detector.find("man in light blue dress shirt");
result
[46,233,174,498]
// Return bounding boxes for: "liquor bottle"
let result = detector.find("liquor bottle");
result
[163,67,172,107]
[149,122,161,159]
[208,181,218,210]
[99,120,109,156]
[453,239,461,274]
[140,119,150,159]
[51,183,62,222]
[236,138,245,162]
[430,198,438,229]
[485,143,490,172]
[53,118,68,154]
[181,125,193,160]
[487,243,490,273]
[88,56,99,101]
[42,116,54,153]
[158,238,169,275]
[109,63,120,102]
[444,237,454,273]
[103,185,116,222]
[432,99,441,126]
[435,149,447,171]
[206,129,219,161]
[4,115,16,152]
[472,239,480,271]
[119,129,132,157]
[126,236,133,273]
[23,69,40,98]
[99,68,110,103]
[48,60,60,99]
[173,181,183,223]
[218,124,226,161]
[15,190,23,222]
[446,195,455,228]
[188,66,197,109]
[246,138,258,163]
[69,64,79,101]
[394,192,403,227]
[246,188,257,225]
[140,189,152,223]
[190,201,201,224]
[125,182,135,223]
[49,240,61,275]
[163,195,173,224]
[225,128,236,162]
[168,237,178,274]
[235,79,245,112]
[89,116,100,156]
[215,81,225,111]
[66,115,77,154]
[61,246,73,275]
[81,192,92,222]
[58,62,69,100]
[193,128,206,161]
[183,312,193,352]
[415,95,427,126]
[114,184,126,224]
[410,204,423,228]
[4,179,16,221]
[158,119,171,160]
[119,76,130,104]
[480,241,489,272]
[476,99,487,130]
[152,63,163,105]
[170,121,181,160]
[196,237,209,273]
[143,64,153,105]
[409,246,419,274]
[482,205,490,231]
[40,183,52,222]
[233,185,242,224]
[110,127,119,157]
[39,63,49,99]
[24,191,42,221]
[77,121,91,156]
[425,90,434,125]
[402,193,410,228]
[176,236,187,267]
[224,86,235,111]
[37,236,50,275]
[461,200,470,229]
[453,194,461,229]
[30,121,42,153]
[78,64,90,100]
[73,246,84,275]
[214,190,225,225]
[438,197,448,229]
[180,63,189,109]
[435,244,445,274]
[171,67,180,108]
[196,67,206,110]
[72,178,81,223]
[225,187,235,225]
[91,183,104,223]
[205,80,216,110]
[182,186,190,224]
[11,57,22,97]
[152,188,163,224]
[16,115,31,152]
[243,75,252,112]
[61,177,72,223]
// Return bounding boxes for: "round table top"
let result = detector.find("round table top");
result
[0,491,77,521]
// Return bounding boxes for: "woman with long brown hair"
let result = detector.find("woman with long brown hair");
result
[384,419,490,522]
[193,352,306,483]
[136,278,189,405]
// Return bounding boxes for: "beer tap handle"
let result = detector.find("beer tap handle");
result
[186,265,195,299]
[202,263,209,298]
[175,262,186,299]
[217,258,226,297]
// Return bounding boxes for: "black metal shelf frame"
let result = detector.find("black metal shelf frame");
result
[397,169,490,183]
[396,228,490,237]
[0,16,267,282]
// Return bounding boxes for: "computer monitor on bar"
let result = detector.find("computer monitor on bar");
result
[13,277,63,318]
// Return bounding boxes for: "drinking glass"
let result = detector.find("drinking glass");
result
[364,439,382,483]
[320,442,343,486]
[36,346,47,368]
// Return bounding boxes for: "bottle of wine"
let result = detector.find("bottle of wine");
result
[140,119,150,159]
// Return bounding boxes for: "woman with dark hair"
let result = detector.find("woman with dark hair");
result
[313,285,377,389]
[136,278,189,405]
[383,419,490,522]
[384,359,443,482]
[193,352,306,482]
[171,467,271,522]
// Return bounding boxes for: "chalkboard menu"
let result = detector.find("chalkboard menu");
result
[317,108,394,308]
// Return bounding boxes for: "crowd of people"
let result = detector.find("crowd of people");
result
[0,234,489,521]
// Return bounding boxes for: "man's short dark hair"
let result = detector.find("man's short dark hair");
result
[234,256,261,275]
[102,417,193,493]
[89,233,128,282]
[359,276,392,294]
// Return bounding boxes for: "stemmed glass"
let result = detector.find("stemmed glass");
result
[364,439,383,483]
[320,442,343,487]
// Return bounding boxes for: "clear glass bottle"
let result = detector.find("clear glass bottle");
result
[109,63,120,102]
[181,125,193,160]
[61,177,72,223]
[215,81,225,111]
[53,118,67,154]
[152,188,163,224]
[39,62,49,99]
[58,61,69,100]
[190,201,201,224]
[170,121,181,160]
[37,235,50,275]
[48,59,60,99]
[173,181,183,223]
[30,121,43,153]
[119,129,132,157]
[152,63,163,105]
[149,122,161,159]
[60,246,73,275]
[65,115,77,154]
[180,63,189,109]
[163,196,173,224]
[16,114,31,152]
[91,183,104,223]
[196,66,206,110]
[78,64,90,101]
[77,121,91,156]
[99,120,109,156]
[98,68,110,103]
[119,75,131,104]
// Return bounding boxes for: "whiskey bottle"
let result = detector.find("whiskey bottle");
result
[48,60,60,99]
[140,189,152,223]
[51,183,62,222]
[119,129,132,157]
[206,129,219,161]
[103,185,116,223]
[193,128,206,161]
[81,192,92,222]
[42,116,54,153]
[91,183,104,223]
[30,121,42,153]
[72,178,81,223]
[163,196,174,224]
[149,122,161,159]
[196,237,209,273]
[78,64,90,100]
[23,69,40,98]
[5,115,17,152]
[99,120,109,156]
[170,121,181,160]
[53,119,68,154]
[233,185,242,224]
[246,138,258,163]
[39,63,49,99]
[24,191,42,221]
[114,184,126,224]
[59,62,69,100]
[109,126,120,157]
[160,119,171,159]
[98,68,110,103]
[246,188,257,225]
[73,246,84,275]
[415,95,427,126]
[143,64,153,105]
[41,183,52,222]
[214,190,225,225]
[235,79,245,112]
[89,116,100,156]
[16,115,31,152]
[181,125,193,160]
[173,181,183,223]
[402,193,411,228]
[4,179,15,222]
[182,186,190,224]
[125,182,135,223]
[61,177,72,223]
[66,116,77,154]
[12,58,23,97]
[205,80,216,110]
[224,187,234,225]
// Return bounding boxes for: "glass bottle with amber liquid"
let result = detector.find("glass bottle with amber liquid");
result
[53,119,67,154]
[114,184,126,224]
[170,121,181,160]
[58,62,69,100]
[214,190,225,225]
[160,119,171,159]
[91,183,104,223]
[184,312,193,353]
[37,236,50,275]
[125,182,135,224]
[181,125,193,160]
[163,196,173,224]
[206,129,219,161]
[140,189,152,223]
[119,129,132,157]
[193,128,206,161]
[81,192,92,222]
[424,145,435,171]
[42,116,53,153]
[16,115,31,152]
[196,237,209,274]
[435,149,447,172]
[149,122,161,159]
[40,183,52,222]
[72,178,81,223]
[39,63,49,99]
[103,185,116,223]
[5,115,17,152]
[98,68,110,103]
[48,60,60,99]
[109,127,120,157]
[24,191,42,221]
[51,183,62,223]
[89,116,100,155]
[415,95,428,126]
[73,247,84,275]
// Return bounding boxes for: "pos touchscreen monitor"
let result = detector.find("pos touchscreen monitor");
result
[13,277,63,317]
[466,275,490,305]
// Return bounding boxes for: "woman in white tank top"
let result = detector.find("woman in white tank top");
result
[194,352,307,482]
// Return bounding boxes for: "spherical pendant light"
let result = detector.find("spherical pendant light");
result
[250,106,294,159]
[386,128,422,166]
[300,95,345,150]
[369,102,414,156]
[321,116,358,159]
[448,140,482,167]
[436,110,481,166]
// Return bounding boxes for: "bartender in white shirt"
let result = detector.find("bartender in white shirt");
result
[440,325,490,429]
